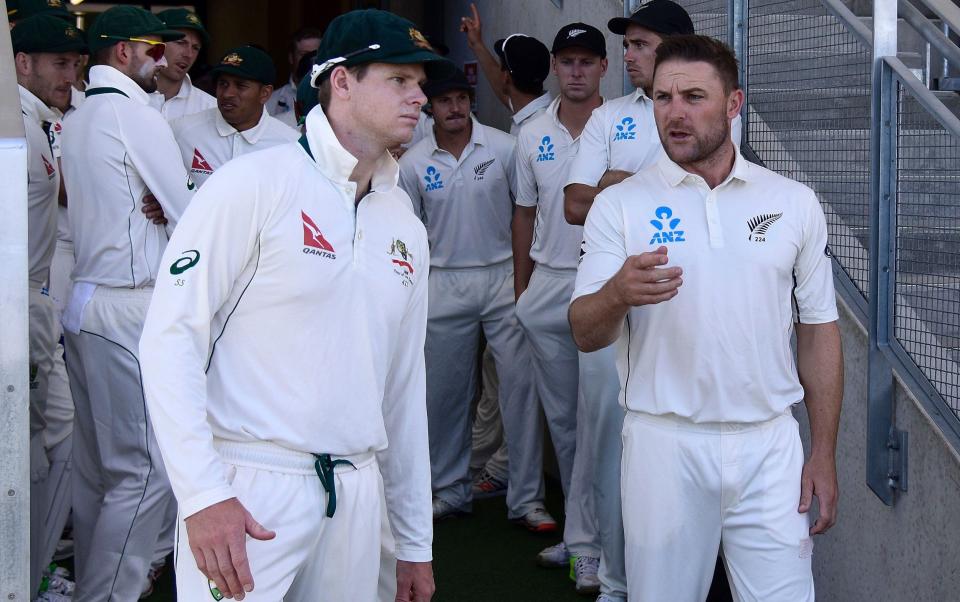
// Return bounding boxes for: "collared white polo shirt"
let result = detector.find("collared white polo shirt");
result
[62,65,194,289]
[171,106,299,188]
[515,95,600,270]
[20,85,59,286]
[511,91,552,135]
[140,105,432,561]
[573,149,838,423]
[149,74,216,121]
[398,116,517,268]
[566,89,743,187]
[266,80,296,116]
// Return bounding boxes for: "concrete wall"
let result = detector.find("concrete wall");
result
[440,0,626,132]
[794,294,960,601]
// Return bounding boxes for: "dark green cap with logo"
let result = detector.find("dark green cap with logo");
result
[157,8,210,48]
[7,0,73,24]
[12,13,88,54]
[312,9,453,85]
[88,6,184,53]
[210,45,276,86]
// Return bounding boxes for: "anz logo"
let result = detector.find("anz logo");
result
[536,136,556,162]
[649,206,685,244]
[424,165,444,191]
[613,116,637,141]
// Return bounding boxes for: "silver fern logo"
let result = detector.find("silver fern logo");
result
[473,158,495,181]
[747,212,782,242]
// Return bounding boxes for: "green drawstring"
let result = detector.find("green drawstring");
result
[313,453,356,518]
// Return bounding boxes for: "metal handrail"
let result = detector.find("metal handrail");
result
[821,0,873,48]
[916,0,960,35]
[899,0,960,70]
[885,54,960,137]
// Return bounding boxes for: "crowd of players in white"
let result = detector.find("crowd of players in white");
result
[15,0,843,600]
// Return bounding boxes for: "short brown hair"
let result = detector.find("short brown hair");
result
[318,63,368,111]
[654,34,740,93]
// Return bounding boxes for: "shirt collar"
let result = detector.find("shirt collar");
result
[548,95,605,137]
[302,105,399,193]
[658,142,752,188]
[172,74,197,101]
[426,114,485,156]
[18,85,58,125]
[88,65,150,106]
[512,92,552,127]
[215,106,271,144]
[631,88,651,104]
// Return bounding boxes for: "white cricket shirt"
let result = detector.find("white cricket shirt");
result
[511,91,552,135]
[566,89,742,187]
[515,95,601,270]
[20,85,59,286]
[149,75,216,121]
[48,88,82,245]
[139,106,433,561]
[573,149,838,423]
[399,116,517,268]
[171,106,299,189]
[62,65,194,289]
[266,80,295,116]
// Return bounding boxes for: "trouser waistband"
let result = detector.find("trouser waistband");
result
[534,265,577,277]
[625,409,793,434]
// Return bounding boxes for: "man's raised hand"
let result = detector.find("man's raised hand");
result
[609,246,683,307]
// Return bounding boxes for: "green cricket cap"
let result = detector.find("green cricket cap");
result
[157,8,210,48]
[210,45,276,86]
[12,13,87,54]
[88,6,184,53]
[312,9,453,85]
[7,0,72,24]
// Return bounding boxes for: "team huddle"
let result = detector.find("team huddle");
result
[14,0,843,601]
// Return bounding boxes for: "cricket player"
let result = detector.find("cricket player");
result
[513,22,608,594]
[399,69,554,531]
[571,35,842,601]
[150,8,216,121]
[12,13,86,593]
[266,26,321,117]
[561,4,739,599]
[59,6,191,600]
[171,45,298,189]
[139,9,452,601]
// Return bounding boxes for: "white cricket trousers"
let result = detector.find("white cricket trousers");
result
[621,410,814,602]
[175,440,381,601]
[63,286,175,601]
[581,345,627,599]
[516,266,598,557]
[426,260,543,518]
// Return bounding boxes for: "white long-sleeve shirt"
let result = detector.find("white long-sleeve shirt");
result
[139,106,433,562]
[20,85,59,287]
[170,106,299,189]
[62,65,194,289]
[149,74,216,121]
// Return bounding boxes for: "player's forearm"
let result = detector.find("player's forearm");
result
[796,321,843,460]
[470,41,509,109]
[564,183,601,225]
[569,282,630,352]
[511,208,535,297]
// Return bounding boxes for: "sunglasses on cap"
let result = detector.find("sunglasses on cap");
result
[309,44,380,88]
[99,35,167,61]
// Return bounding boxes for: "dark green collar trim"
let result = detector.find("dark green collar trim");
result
[298,133,313,160]
[85,87,129,98]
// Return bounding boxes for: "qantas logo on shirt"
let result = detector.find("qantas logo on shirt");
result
[746,212,783,242]
[302,211,336,259]
[649,206,685,244]
[191,148,214,174]
[424,165,444,191]
[536,136,555,162]
[613,116,637,141]
[41,154,56,179]
[473,158,495,180]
